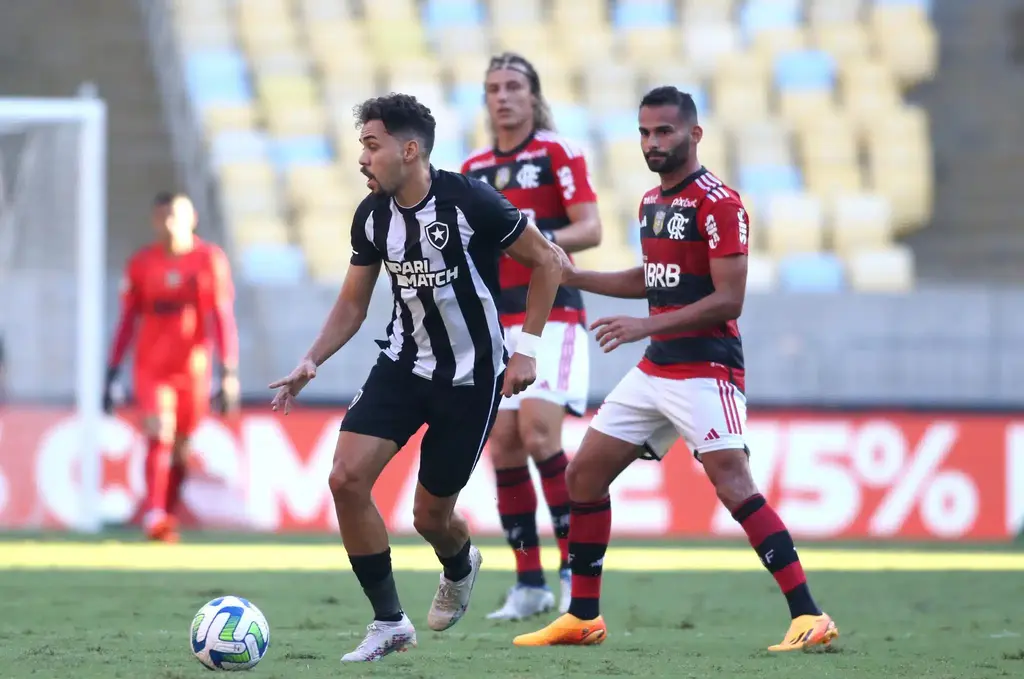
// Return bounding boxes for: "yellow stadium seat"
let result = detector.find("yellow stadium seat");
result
[298,212,355,283]
[257,74,320,107]
[778,89,838,127]
[712,79,770,129]
[699,120,730,183]
[175,23,235,51]
[295,0,356,23]
[582,62,640,112]
[812,23,871,64]
[805,165,864,204]
[237,14,301,53]
[230,216,291,248]
[733,119,793,167]
[715,52,770,83]
[492,22,556,54]
[174,0,230,23]
[807,0,861,25]
[562,25,616,71]
[203,104,259,136]
[642,65,701,94]
[552,0,606,28]
[307,20,370,65]
[363,0,418,23]
[367,21,429,62]
[751,27,808,62]
[264,104,329,137]
[745,252,777,291]
[249,50,311,78]
[621,28,679,75]
[285,163,348,208]
[680,0,734,24]
[797,114,859,172]
[219,160,276,191]
[322,72,378,108]
[763,193,825,256]
[830,193,894,256]
[846,245,915,292]
[433,27,489,67]
[839,61,902,128]
[491,0,545,26]
[221,188,285,225]
[683,23,741,78]
[872,10,940,87]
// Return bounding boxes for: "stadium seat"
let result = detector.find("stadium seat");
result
[846,245,915,292]
[210,130,271,166]
[775,50,838,124]
[738,164,802,213]
[839,60,903,127]
[740,0,801,40]
[812,23,871,65]
[831,193,895,256]
[698,120,731,182]
[807,0,862,25]
[683,23,741,78]
[552,0,606,28]
[549,103,592,142]
[269,136,333,170]
[202,104,258,137]
[249,50,311,78]
[264,105,329,138]
[778,252,846,292]
[871,4,940,86]
[176,23,236,51]
[763,192,825,256]
[680,0,735,24]
[582,62,640,113]
[431,139,467,172]
[364,0,419,23]
[712,79,770,128]
[239,244,307,285]
[219,160,277,191]
[295,0,356,22]
[424,0,484,29]
[284,163,348,210]
[745,252,778,292]
[256,74,320,108]
[733,119,793,168]
[307,20,371,69]
[185,50,253,106]
[563,25,617,71]
[237,16,301,54]
[367,21,429,62]
[599,111,637,143]
[231,215,291,248]
[221,186,284,224]
[490,0,545,26]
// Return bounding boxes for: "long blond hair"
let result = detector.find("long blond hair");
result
[486,52,555,134]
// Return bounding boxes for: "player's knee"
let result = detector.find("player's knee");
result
[143,415,174,444]
[519,418,558,460]
[411,499,451,541]
[702,448,757,512]
[327,461,372,506]
[489,418,528,469]
[565,455,607,503]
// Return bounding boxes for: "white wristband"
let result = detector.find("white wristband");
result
[513,332,542,359]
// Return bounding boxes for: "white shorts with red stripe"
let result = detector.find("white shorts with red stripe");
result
[499,321,589,417]
[589,367,747,459]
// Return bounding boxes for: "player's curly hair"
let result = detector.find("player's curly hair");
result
[354,93,436,156]
[486,52,556,133]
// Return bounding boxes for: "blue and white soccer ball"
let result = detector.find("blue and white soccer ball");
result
[190,596,271,671]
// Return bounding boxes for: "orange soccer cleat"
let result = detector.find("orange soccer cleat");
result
[512,613,607,647]
[145,514,180,544]
[767,612,839,652]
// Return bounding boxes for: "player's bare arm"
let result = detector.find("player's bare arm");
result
[544,202,601,254]
[592,254,747,353]
[270,261,380,413]
[502,223,567,396]
[564,264,646,299]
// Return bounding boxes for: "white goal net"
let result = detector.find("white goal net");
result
[0,96,107,533]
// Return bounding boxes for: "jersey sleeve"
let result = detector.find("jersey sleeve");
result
[208,246,235,306]
[350,197,382,266]
[118,254,144,310]
[546,139,597,208]
[466,177,527,249]
[699,197,750,258]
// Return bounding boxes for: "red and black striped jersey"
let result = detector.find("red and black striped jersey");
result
[461,130,597,326]
[638,167,749,390]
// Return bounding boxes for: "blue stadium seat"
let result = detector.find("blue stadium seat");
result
[740,0,801,38]
[677,84,708,115]
[874,0,932,12]
[778,253,846,292]
[430,139,466,172]
[774,50,837,91]
[738,164,802,204]
[269,137,333,169]
[210,130,270,166]
[450,83,483,121]
[550,103,591,141]
[240,244,307,284]
[185,50,252,106]
[423,0,484,30]
[613,0,674,28]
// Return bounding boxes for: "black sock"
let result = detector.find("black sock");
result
[437,539,472,582]
[349,549,403,622]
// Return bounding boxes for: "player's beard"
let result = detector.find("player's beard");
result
[644,137,691,175]
[361,167,390,196]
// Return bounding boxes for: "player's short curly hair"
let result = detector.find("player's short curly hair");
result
[354,93,436,156]
[640,86,698,122]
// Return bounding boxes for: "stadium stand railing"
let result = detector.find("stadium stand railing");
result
[171,0,937,293]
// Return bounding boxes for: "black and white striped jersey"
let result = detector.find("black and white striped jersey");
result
[350,166,527,387]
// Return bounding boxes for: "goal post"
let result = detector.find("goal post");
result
[0,93,107,533]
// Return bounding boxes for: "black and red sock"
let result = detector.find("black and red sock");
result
[566,497,611,621]
[537,452,571,570]
[496,465,544,587]
[733,494,821,619]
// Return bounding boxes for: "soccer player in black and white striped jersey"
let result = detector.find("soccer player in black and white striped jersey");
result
[269,94,567,662]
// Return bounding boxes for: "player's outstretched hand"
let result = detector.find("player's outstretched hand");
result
[269,358,317,415]
[591,315,652,353]
[501,353,537,398]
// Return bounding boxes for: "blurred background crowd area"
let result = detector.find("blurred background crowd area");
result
[0,0,1022,407]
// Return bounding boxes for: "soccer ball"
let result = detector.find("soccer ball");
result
[190,596,270,671]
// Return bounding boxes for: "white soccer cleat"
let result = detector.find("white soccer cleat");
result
[427,545,483,631]
[340,615,417,662]
[558,568,572,614]
[486,584,556,621]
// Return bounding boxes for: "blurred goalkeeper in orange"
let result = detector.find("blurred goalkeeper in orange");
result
[104,192,240,542]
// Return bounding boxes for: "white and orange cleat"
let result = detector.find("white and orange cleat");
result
[512,613,607,647]
[767,612,839,652]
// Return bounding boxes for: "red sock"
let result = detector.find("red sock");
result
[143,438,172,521]
[567,497,611,620]
[495,466,544,586]
[537,451,571,570]
[733,494,821,618]
[166,463,186,516]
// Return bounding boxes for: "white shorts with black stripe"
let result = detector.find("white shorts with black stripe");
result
[589,367,747,460]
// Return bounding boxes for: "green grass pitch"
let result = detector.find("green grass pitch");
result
[1,535,1023,678]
